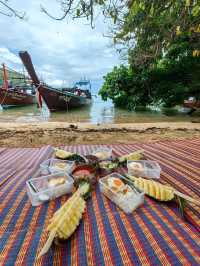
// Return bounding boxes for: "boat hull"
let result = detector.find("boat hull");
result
[184,100,200,109]
[0,88,35,107]
[39,86,91,111]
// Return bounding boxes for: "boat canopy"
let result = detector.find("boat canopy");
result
[74,79,91,90]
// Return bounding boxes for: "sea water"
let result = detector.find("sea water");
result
[0,88,194,123]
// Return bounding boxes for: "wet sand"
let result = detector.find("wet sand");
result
[0,122,200,147]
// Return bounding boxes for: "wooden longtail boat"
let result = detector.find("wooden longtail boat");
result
[0,64,35,108]
[19,51,92,111]
[0,88,35,108]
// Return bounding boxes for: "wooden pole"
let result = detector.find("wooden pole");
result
[2,63,9,90]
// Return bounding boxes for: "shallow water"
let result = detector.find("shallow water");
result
[0,94,193,124]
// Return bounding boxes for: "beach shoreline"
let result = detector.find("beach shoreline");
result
[0,121,200,147]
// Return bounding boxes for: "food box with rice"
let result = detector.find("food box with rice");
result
[99,173,144,213]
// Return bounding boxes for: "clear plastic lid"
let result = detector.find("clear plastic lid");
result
[99,172,144,213]
[40,158,75,175]
[127,160,161,179]
[49,159,75,174]
[26,172,74,206]
[92,147,112,161]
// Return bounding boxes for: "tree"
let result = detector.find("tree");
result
[40,0,125,28]
[0,0,25,19]
[151,37,200,107]
[99,0,200,109]
[99,37,200,109]
[99,65,153,109]
[0,0,124,27]
[112,0,200,67]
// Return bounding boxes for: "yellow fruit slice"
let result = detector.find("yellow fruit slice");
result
[119,150,144,162]
[155,182,161,200]
[143,179,149,194]
[134,178,175,201]
[38,188,86,258]
[149,181,155,198]
[160,185,165,201]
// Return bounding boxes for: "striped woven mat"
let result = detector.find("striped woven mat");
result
[0,139,200,265]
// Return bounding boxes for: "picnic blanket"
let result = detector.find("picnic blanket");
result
[0,139,200,265]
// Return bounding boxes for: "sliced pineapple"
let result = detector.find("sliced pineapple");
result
[155,182,161,200]
[133,177,174,201]
[129,176,198,205]
[119,150,144,163]
[38,188,86,258]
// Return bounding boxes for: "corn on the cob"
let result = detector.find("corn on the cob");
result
[38,187,86,258]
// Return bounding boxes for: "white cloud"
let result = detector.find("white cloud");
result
[0,47,21,65]
[0,0,121,89]
[50,79,64,87]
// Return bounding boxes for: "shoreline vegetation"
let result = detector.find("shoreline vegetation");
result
[97,2,200,111]
[0,122,200,147]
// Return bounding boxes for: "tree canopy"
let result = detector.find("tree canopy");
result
[113,0,200,65]
[99,0,200,109]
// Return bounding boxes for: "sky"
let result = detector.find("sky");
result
[0,0,121,89]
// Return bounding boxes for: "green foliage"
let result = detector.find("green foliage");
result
[100,0,200,109]
[99,65,152,110]
[151,42,200,107]
[99,39,200,109]
[114,0,200,67]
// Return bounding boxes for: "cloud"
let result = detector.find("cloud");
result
[0,0,121,89]
[0,47,21,65]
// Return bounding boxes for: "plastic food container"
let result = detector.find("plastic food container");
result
[92,147,112,161]
[40,159,74,175]
[40,159,52,175]
[26,172,74,206]
[127,160,161,179]
[99,173,144,213]
[49,159,75,174]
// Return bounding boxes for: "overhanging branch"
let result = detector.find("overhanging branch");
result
[40,0,74,21]
[0,0,25,19]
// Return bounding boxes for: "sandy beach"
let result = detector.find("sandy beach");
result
[0,121,199,147]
